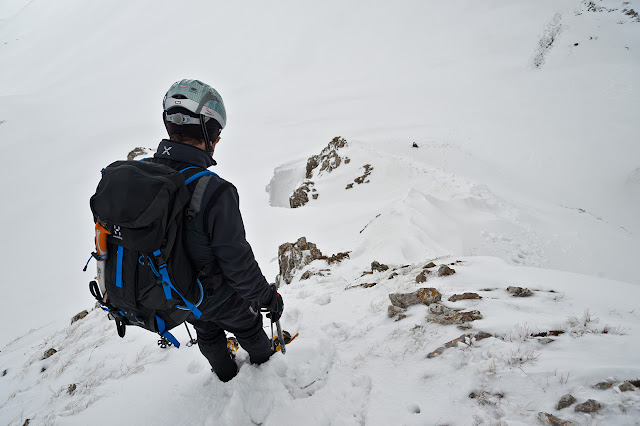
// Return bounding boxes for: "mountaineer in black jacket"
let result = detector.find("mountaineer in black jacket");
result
[157,79,284,382]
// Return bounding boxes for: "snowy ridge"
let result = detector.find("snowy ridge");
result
[2,256,639,425]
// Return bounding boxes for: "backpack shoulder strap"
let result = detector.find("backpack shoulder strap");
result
[177,166,219,219]
[187,175,213,219]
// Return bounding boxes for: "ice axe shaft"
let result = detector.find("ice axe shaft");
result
[275,319,286,355]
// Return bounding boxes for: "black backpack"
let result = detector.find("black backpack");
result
[87,159,214,347]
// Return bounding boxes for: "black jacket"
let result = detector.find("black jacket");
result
[152,140,272,315]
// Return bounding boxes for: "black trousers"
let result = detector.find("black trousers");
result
[188,292,273,382]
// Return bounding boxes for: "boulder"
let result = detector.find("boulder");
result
[593,381,613,390]
[415,271,428,283]
[618,381,636,392]
[427,331,491,358]
[556,394,576,410]
[507,286,532,297]
[290,181,314,208]
[371,261,389,272]
[574,399,602,413]
[437,265,455,276]
[389,288,441,308]
[424,262,436,268]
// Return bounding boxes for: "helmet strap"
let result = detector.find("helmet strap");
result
[200,114,214,156]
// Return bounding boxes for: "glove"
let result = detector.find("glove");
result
[263,284,284,322]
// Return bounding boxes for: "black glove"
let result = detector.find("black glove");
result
[263,285,284,322]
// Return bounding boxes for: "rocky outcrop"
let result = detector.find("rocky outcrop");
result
[291,137,349,207]
[507,286,532,297]
[276,237,324,286]
[371,261,389,272]
[42,348,57,360]
[388,288,442,309]
[415,270,428,283]
[71,310,88,324]
[353,164,373,185]
[290,181,315,208]
[127,147,152,161]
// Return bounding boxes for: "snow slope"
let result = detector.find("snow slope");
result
[1,0,640,424]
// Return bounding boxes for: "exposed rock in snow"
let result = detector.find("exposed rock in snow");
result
[353,164,374,185]
[387,304,407,318]
[371,261,389,272]
[556,394,577,410]
[289,180,314,208]
[415,270,428,283]
[574,399,603,413]
[537,412,574,425]
[70,310,88,325]
[424,262,436,269]
[428,310,483,325]
[276,237,324,285]
[126,147,152,161]
[67,384,77,395]
[437,264,455,276]
[619,381,637,392]
[427,331,492,358]
[507,286,533,297]
[448,292,481,302]
[593,381,614,390]
[388,288,441,308]
[42,348,57,360]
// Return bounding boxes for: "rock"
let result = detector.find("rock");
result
[531,330,564,337]
[388,288,441,308]
[306,155,320,179]
[429,310,483,325]
[629,379,640,387]
[127,147,150,161]
[68,384,77,394]
[395,314,407,322]
[323,252,350,264]
[457,325,472,331]
[22,420,30,426]
[415,271,428,283]
[593,381,613,390]
[345,183,354,190]
[574,399,602,413]
[42,348,57,360]
[353,164,374,185]
[300,271,312,281]
[412,142,419,148]
[276,237,324,285]
[537,412,574,425]
[448,293,481,302]
[71,310,89,324]
[2,369,6,377]
[344,157,351,164]
[388,305,407,318]
[424,262,436,268]
[427,331,491,358]
[371,261,389,272]
[429,304,457,316]
[437,265,455,276]
[556,394,577,410]
[538,338,554,345]
[618,381,636,392]
[507,286,532,297]
[388,272,399,280]
[289,181,314,208]
[312,194,318,200]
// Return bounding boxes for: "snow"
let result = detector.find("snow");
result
[1,0,640,424]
